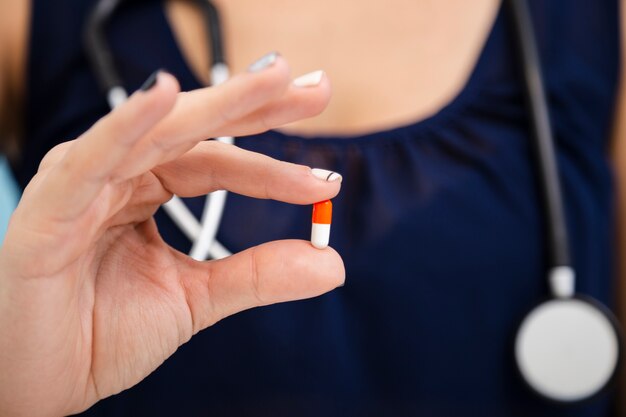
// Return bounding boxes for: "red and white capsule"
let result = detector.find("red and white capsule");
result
[311,200,333,249]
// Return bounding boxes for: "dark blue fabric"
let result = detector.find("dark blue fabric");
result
[15,0,620,415]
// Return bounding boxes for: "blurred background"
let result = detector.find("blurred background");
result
[0,156,19,244]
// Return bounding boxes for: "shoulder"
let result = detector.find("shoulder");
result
[0,0,31,155]
[0,0,30,75]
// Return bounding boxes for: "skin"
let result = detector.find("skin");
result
[167,0,501,135]
[0,0,27,155]
[1,0,626,414]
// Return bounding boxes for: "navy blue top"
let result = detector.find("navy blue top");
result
[15,0,621,416]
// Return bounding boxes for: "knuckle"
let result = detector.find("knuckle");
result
[249,247,266,306]
[38,141,73,172]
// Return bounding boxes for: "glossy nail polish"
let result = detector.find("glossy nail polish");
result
[140,70,161,91]
[312,168,342,182]
[248,52,279,73]
[293,70,324,88]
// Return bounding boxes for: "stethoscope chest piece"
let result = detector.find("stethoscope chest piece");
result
[514,296,621,403]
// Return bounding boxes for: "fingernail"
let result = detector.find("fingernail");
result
[312,168,342,182]
[293,70,324,88]
[140,70,161,91]
[248,52,279,73]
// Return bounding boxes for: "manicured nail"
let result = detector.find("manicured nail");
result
[312,168,342,182]
[140,70,161,91]
[248,52,279,73]
[293,70,324,88]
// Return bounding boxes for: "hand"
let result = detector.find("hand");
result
[0,58,344,416]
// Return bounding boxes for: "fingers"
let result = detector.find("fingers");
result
[114,55,293,179]
[32,72,180,221]
[217,72,331,137]
[115,62,331,179]
[179,240,345,333]
[152,140,342,204]
[149,54,291,149]
[26,58,332,222]
[104,172,173,228]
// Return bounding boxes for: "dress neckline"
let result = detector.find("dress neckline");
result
[156,2,504,144]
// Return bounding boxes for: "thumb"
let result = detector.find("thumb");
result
[178,240,345,333]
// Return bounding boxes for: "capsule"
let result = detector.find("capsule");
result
[311,200,333,249]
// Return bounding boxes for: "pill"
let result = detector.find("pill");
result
[311,200,332,249]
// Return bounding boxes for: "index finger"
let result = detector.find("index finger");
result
[31,72,180,222]
[152,140,342,204]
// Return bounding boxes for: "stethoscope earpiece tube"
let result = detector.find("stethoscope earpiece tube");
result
[194,0,226,66]
[84,0,128,108]
[505,0,571,279]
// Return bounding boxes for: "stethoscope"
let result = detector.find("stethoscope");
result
[85,0,232,261]
[505,0,622,403]
[84,0,622,404]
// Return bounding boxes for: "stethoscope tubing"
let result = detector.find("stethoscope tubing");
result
[188,63,234,261]
[84,0,232,260]
[505,0,574,298]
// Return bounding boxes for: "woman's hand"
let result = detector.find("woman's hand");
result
[0,57,343,416]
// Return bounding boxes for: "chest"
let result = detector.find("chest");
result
[166,0,500,135]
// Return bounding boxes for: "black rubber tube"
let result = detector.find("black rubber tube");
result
[505,0,571,268]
